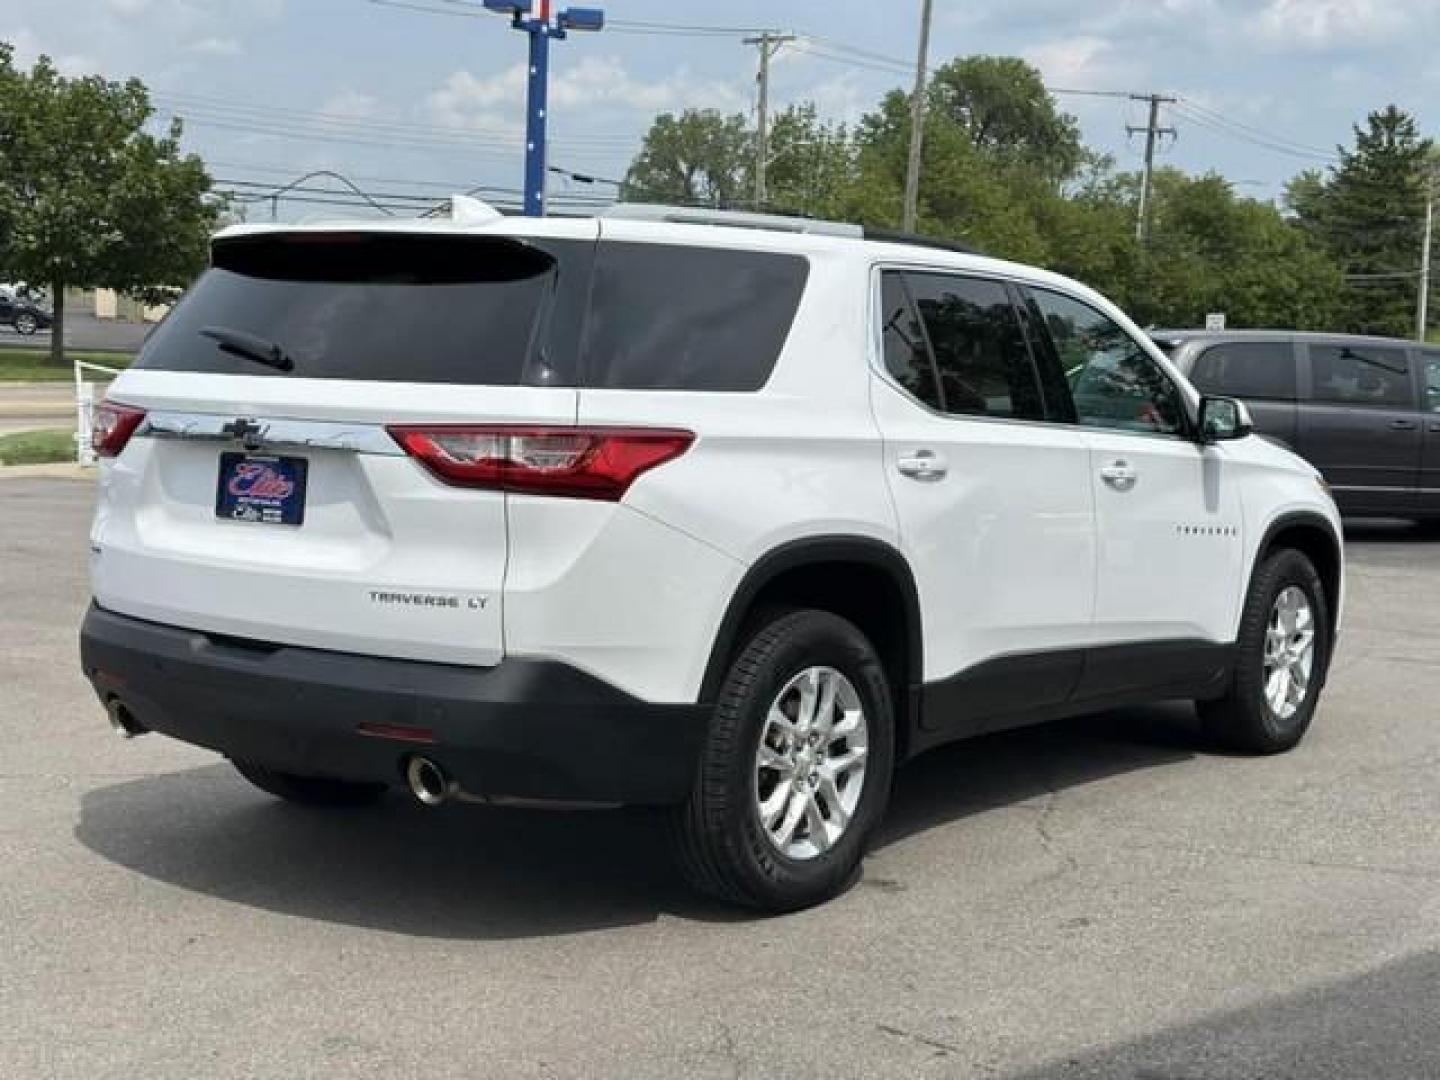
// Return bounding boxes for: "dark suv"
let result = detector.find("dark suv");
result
[1155,330,1440,522]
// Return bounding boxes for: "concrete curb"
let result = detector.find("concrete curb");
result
[0,463,93,481]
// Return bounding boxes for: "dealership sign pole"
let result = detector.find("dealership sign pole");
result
[482,1,604,217]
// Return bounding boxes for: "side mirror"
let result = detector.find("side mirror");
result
[1199,396,1253,443]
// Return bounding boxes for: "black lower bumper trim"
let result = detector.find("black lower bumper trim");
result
[80,604,707,805]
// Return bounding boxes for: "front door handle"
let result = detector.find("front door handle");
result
[1390,418,1418,430]
[1099,459,1138,491]
[897,449,948,481]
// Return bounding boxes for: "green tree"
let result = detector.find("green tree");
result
[927,56,1086,187]
[622,109,753,207]
[0,43,220,364]
[1290,106,1433,336]
[763,104,855,218]
[848,58,1086,255]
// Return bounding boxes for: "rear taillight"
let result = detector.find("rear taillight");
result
[92,401,147,458]
[387,426,694,501]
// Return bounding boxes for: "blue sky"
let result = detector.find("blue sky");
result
[6,0,1439,219]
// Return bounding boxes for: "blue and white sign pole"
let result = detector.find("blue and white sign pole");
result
[482,1,605,217]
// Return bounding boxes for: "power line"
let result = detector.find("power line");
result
[364,0,486,18]
[152,89,638,150]
[547,164,624,187]
[1049,87,1137,100]
[1175,96,1336,159]
[204,158,523,193]
[1169,101,1337,164]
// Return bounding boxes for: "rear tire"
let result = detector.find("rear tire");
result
[1198,548,1330,754]
[232,760,388,807]
[669,609,895,912]
[13,312,37,336]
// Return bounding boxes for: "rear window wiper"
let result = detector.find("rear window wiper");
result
[200,326,294,373]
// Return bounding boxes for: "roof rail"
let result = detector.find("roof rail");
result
[601,203,863,238]
[862,228,981,256]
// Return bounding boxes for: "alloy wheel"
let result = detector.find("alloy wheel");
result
[753,666,870,860]
[1263,585,1316,721]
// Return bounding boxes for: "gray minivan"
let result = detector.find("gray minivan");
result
[1154,330,1440,523]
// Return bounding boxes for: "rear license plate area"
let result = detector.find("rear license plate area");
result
[215,452,308,526]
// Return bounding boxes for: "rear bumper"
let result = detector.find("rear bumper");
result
[79,604,708,805]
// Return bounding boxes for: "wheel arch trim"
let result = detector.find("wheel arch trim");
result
[697,535,924,707]
[1252,510,1343,637]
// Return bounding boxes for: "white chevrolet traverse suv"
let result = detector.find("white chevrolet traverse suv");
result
[81,204,1343,911]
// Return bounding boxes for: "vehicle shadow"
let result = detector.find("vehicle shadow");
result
[874,703,1199,852]
[1005,951,1440,1079]
[75,704,1199,941]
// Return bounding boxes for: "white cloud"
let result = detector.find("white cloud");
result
[103,0,153,17]
[7,27,43,64]
[8,28,98,76]
[425,55,747,134]
[793,75,870,127]
[318,89,379,122]
[1245,0,1423,50]
[188,35,241,57]
[1023,35,1137,90]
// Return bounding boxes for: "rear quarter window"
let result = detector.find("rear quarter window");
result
[582,242,809,391]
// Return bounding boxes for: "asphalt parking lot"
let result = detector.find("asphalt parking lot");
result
[4,476,1440,1079]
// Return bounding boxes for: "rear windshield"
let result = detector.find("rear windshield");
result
[136,233,592,386]
[138,232,809,391]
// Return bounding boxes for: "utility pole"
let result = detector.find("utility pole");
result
[1128,93,1176,243]
[482,1,604,217]
[745,31,795,210]
[1419,172,1435,342]
[901,0,934,234]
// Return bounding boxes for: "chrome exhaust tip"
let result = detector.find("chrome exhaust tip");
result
[406,756,455,807]
[106,699,146,739]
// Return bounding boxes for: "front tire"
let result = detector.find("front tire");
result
[13,312,37,336]
[669,609,895,912]
[232,760,388,807]
[1199,548,1330,754]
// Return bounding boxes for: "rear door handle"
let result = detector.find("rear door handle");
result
[896,450,948,481]
[1099,459,1138,491]
[1390,418,1418,430]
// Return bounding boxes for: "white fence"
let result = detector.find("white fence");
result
[72,357,126,467]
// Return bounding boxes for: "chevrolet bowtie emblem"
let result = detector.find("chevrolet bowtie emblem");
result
[222,418,267,451]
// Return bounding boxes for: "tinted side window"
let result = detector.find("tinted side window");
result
[879,272,940,409]
[1426,351,1440,412]
[1190,342,1296,400]
[1030,288,1186,436]
[904,273,1043,420]
[584,243,809,391]
[1310,345,1413,408]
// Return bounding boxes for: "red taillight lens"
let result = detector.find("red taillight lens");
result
[387,426,695,501]
[92,401,147,458]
